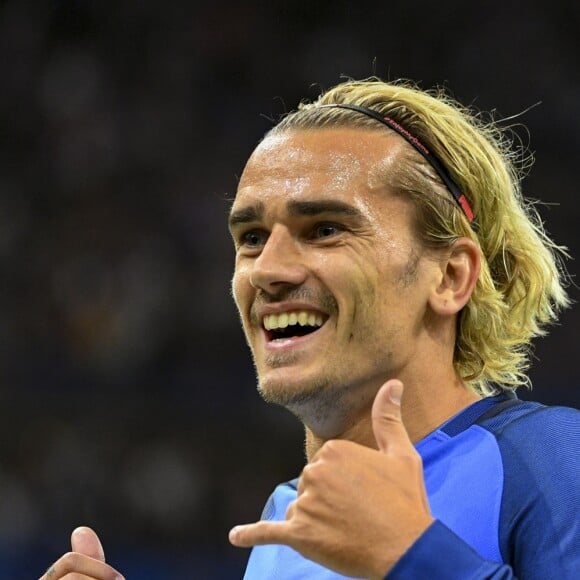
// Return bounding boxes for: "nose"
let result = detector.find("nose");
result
[250,226,308,293]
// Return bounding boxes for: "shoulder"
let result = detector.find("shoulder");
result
[477,400,579,489]
[478,399,579,454]
[478,400,580,573]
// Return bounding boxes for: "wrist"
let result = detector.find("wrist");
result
[367,514,435,580]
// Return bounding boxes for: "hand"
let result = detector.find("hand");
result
[229,380,434,579]
[39,526,124,580]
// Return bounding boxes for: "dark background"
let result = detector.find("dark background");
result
[0,1,578,578]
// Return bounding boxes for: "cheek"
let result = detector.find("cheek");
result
[339,251,413,324]
[326,253,383,316]
[231,267,250,315]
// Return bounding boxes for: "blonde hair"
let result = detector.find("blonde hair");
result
[268,78,570,395]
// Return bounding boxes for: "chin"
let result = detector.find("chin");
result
[256,370,341,410]
[256,374,310,406]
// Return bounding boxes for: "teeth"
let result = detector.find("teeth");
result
[264,311,325,331]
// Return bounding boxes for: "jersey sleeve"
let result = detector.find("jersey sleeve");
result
[388,405,580,579]
[492,405,579,579]
[387,520,515,579]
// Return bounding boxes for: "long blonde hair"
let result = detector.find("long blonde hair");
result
[268,78,570,395]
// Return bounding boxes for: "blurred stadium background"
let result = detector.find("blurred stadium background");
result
[0,1,578,577]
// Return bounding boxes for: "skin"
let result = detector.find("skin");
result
[228,128,482,577]
[229,128,480,449]
[38,526,123,580]
[43,127,481,579]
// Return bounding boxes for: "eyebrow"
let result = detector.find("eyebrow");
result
[228,203,264,230]
[287,200,363,218]
[228,199,365,230]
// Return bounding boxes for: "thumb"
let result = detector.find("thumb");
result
[372,379,412,455]
[70,526,106,562]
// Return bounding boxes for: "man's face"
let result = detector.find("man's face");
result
[229,128,440,424]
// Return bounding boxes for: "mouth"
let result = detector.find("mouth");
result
[263,310,327,342]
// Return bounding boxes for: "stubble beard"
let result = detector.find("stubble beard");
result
[247,285,346,421]
[243,256,417,427]
[254,356,353,427]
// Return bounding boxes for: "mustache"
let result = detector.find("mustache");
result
[250,287,338,325]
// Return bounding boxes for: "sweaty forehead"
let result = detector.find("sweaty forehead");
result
[236,128,404,201]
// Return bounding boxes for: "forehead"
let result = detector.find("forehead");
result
[233,128,405,209]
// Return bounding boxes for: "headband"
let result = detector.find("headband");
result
[321,103,476,228]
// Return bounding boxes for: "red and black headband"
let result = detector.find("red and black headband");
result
[321,103,476,229]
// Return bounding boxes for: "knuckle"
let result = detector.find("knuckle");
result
[299,457,329,484]
[285,499,296,519]
[322,439,340,454]
[377,412,401,427]
[318,439,345,461]
[58,552,81,573]
[399,449,422,469]
[407,448,422,465]
[301,461,325,486]
[301,462,315,481]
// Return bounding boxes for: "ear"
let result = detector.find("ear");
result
[428,237,481,316]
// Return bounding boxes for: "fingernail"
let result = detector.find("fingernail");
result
[389,381,403,405]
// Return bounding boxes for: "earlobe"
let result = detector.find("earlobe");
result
[429,238,481,316]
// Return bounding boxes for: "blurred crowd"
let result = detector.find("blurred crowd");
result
[0,1,578,577]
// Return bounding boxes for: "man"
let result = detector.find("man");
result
[41,79,578,579]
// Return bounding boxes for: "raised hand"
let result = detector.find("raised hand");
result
[229,380,434,579]
[38,526,124,580]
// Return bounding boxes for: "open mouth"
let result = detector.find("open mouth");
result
[263,311,326,342]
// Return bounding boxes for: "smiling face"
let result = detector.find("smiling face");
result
[229,128,443,431]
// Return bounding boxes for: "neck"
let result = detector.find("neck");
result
[303,372,481,461]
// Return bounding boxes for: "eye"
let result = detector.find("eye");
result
[313,223,343,239]
[240,229,267,248]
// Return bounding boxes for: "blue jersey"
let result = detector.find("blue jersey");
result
[243,393,580,579]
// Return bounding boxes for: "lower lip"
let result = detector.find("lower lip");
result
[264,326,324,351]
